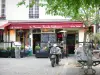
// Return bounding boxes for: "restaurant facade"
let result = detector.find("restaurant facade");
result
[0,20,86,55]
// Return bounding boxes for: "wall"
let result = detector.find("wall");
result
[9,29,16,42]
[39,7,65,19]
[5,0,65,20]
[6,0,29,20]
[0,0,1,17]
[79,29,84,43]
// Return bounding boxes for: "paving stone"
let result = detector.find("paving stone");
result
[0,56,100,75]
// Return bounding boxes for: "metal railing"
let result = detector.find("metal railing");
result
[0,42,13,49]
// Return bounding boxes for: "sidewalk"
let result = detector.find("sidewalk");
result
[61,55,100,75]
[0,55,100,75]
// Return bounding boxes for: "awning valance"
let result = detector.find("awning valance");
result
[7,22,83,29]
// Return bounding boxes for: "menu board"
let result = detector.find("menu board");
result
[49,34,56,43]
[41,34,49,42]
[41,33,56,43]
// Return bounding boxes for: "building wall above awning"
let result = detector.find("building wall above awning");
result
[7,21,83,29]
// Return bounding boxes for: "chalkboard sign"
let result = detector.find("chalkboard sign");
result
[49,34,56,43]
[41,33,56,43]
[41,34,49,42]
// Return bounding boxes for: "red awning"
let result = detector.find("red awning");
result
[0,23,11,29]
[7,22,83,29]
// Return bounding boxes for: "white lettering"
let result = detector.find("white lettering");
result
[29,26,32,28]
[42,25,50,28]
[76,26,81,27]
[70,25,75,27]
[33,26,41,28]
[51,25,62,28]
[10,26,22,29]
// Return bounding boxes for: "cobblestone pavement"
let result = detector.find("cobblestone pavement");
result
[0,56,100,75]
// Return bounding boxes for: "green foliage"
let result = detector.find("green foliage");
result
[17,0,100,48]
[91,33,100,41]
[17,0,100,27]
[17,0,26,7]
[86,26,93,33]
[17,0,35,8]
[44,0,100,27]
[45,47,49,51]
[21,46,24,50]
[43,46,49,51]
[90,33,100,48]
[35,45,40,50]
[0,48,5,50]
[7,47,11,50]
[29,0,35,8]
[11,47,15,50]
[6,47,15,50]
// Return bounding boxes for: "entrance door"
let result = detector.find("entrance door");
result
[33,34,41,54]
[66,34,75,54]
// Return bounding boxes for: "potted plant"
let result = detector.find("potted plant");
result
[35,44,41,58]
[35,44,40,53]
[20,46,25,58]
[36,45,49,58]
[44,46,49,51]
[6,47,12,57]
[10,47,15,58]
[21,46,24,50]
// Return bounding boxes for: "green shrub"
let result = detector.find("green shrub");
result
[45,47,49,51]
[21,46,24,50]
[0,48,4,50]
[7,47,11,50]
[43,46,49,51]
[35,45,40,50]
[6,47,15,50]
[11,47,15,50]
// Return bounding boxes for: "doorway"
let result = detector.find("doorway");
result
[33,34,41,54]
[66,34,75,54]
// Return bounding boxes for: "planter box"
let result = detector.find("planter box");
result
[20,50,24,58]
[11,50,15,58]
[0,50,9,58]
[11,50,24,58]
[35,50,49,58]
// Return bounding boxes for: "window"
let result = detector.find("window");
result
[0,30,4,42]
[33,29,41,33]
[29,0,39,19]
[0,0,6,20]
[41,29,55,33]
[41,33,56,43]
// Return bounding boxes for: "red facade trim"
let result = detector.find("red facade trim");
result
[7,22,83,29]
[0,23,11,28]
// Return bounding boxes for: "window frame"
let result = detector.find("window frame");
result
[29,0,39,19]
[0,0,6,19]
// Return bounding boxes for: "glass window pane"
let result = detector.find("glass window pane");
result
[1,0,5,3]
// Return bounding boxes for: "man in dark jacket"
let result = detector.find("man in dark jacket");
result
[50,44,62,63]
